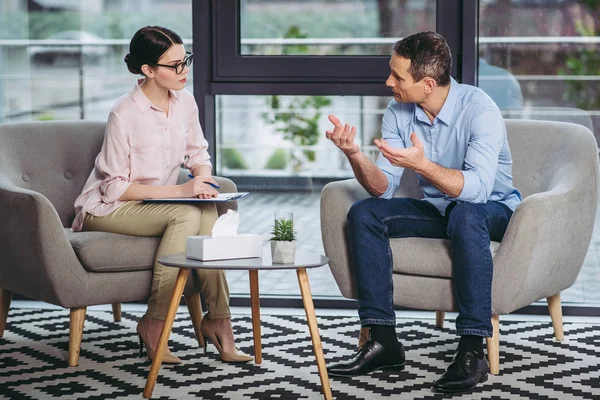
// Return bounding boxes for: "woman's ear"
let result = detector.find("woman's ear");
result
[141,64,154,78]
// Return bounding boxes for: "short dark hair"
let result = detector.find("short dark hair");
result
[393,31,452,86]
[124,26,183,75]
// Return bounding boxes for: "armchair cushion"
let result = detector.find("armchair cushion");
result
[66,229,159,272]
[391,238,501,278]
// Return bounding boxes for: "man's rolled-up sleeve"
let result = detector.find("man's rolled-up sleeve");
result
[184,101,212,171]
[375,106,406,199]
[455,108,504,203]
[97,111,132,203]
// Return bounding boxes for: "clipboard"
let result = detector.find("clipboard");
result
[144,192,249,203]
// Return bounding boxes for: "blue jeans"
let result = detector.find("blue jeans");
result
[347,198,513,337]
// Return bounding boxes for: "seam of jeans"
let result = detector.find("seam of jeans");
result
[484,233,493,331]
[387,244,395,326]
[457,328,491,337]
[361,319,396,326]
[381,214,441,223]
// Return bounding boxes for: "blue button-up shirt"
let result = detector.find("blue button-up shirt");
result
[376,77,522,215]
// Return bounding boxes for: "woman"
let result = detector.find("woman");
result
[72,26,251,364]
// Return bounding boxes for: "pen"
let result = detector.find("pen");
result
[188,173,221,189]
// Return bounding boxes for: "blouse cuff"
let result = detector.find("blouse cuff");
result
[100,178,132,204]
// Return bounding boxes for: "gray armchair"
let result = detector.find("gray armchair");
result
[0,120,238,366]
[501,107,595,147]
[321,119,599,374]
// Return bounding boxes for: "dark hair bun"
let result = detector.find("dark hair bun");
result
[124,53,141,75]
[126,26,183,77]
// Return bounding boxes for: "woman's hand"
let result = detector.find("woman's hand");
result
[199,176,220,188]
[181,177,219,199]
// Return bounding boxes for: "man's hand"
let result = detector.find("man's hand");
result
[374,132,427,171]
[326,114,360,157]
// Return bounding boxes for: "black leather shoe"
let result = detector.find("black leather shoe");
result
[327,339,405,377]
[432,350,489,393]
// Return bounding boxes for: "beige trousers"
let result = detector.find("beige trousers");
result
[83,201,230,321]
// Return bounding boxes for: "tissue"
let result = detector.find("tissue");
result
[211,209,239,236]
[186,210,262,261]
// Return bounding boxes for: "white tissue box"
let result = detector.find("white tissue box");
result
[186,234,263,261]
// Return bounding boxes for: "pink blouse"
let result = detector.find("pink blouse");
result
[71,81,211,231]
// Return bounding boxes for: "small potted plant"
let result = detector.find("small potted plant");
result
[270,214,297,264]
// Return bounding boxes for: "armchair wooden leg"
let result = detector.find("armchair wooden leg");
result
[358,327,370,348]
[486,314,500,375]
[111,303,121,322]
[0,288,13,337]
[435,311,445,329]
[69,307,86,367]
[547,293,564,341]
[184,293,205,348]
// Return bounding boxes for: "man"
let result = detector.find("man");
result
[325,31,521,394]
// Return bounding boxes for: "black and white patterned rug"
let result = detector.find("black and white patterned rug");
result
[0,308,599,399]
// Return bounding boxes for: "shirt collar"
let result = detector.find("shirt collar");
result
[131,78,180,113]
[414,77,459,126]
[436,77,458,126]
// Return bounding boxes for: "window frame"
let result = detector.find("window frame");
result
[212,0,474,85]
[194,0,478,172]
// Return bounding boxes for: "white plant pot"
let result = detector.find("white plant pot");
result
[270,240,296,264]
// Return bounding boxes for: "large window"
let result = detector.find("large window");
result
[239,0,436,56]
[479,0,600,123]
[0,0,193,124]
[479,0,600,305]
[217,94,393,297]
[216,95,386,177]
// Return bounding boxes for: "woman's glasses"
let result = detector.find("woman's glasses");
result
[150,52,193,74]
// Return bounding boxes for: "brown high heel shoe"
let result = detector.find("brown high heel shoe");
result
[137,315,183,365]
[200,317,253,363]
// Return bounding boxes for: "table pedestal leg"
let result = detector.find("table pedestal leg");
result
[296,268,332,400]
[143,268,189,399]
[249,270,262,364]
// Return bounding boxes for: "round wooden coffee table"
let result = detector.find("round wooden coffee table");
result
[143,246,332,400]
